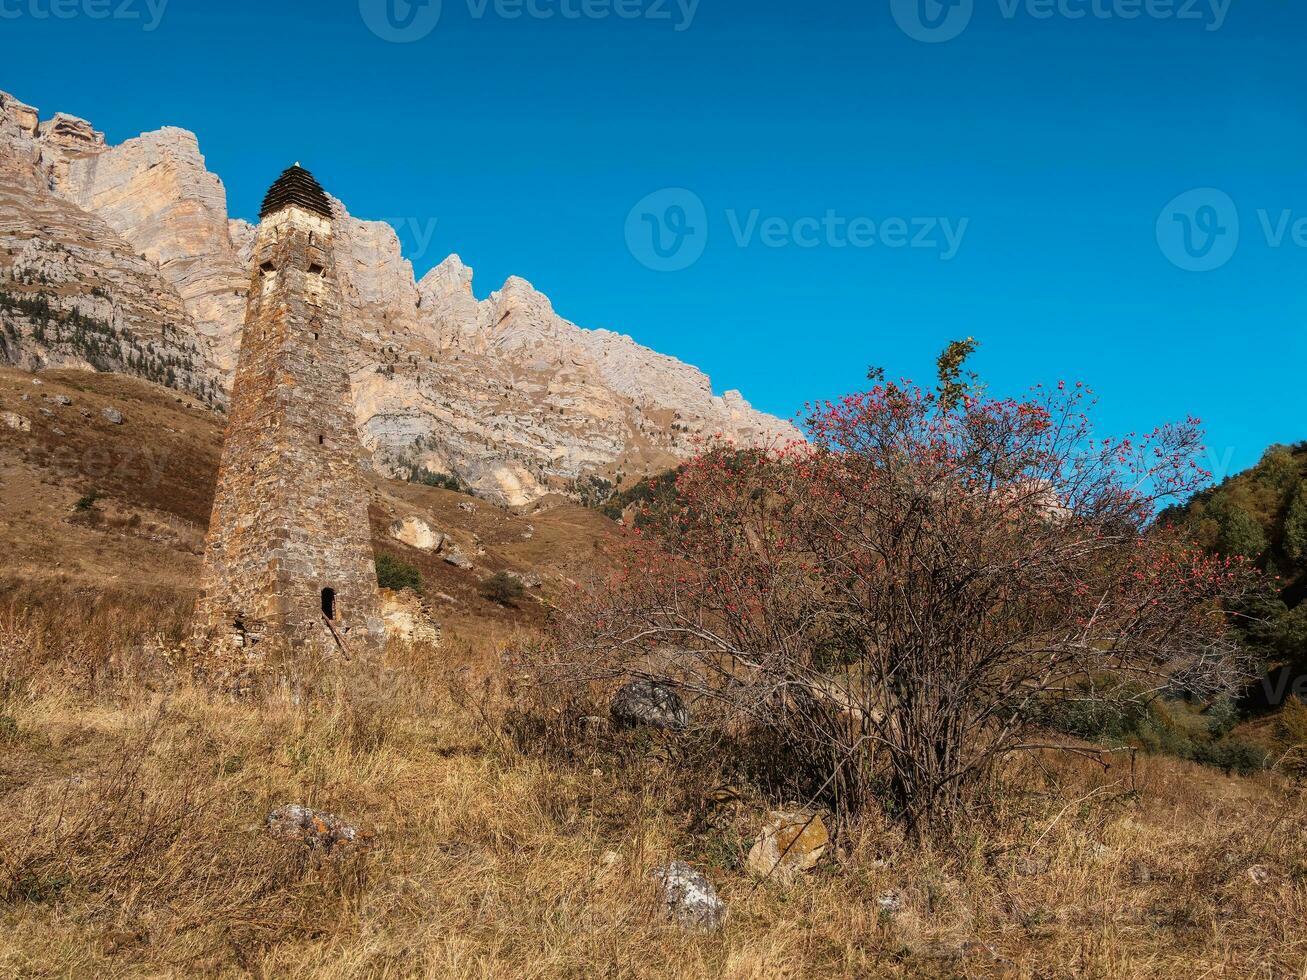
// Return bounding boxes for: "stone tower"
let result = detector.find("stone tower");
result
[193,165,384,667]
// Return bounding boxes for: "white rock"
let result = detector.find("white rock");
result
[653,861,726,930]
[388,515,445,552]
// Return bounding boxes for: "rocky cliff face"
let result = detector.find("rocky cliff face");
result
[0,90,800,506]
[0,93,212,401]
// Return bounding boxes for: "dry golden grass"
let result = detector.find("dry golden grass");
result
[0,589,1305,979]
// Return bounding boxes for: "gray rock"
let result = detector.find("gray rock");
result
[101,407,124,425]
[611,680,689,732]
[265,803,359,852]
[46,394,72,406]
[653,861,726,930]
[443,548,474,570]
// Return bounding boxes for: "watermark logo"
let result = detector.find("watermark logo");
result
[1156,188,1239,272]
[892,0,1230,43]
[625,190,968,271]
[0,0,170,30]
[382,216,443,260]
[890,0,974,43]
[361,0,698,39]
[359,0,443,42]
[625,188,709,273]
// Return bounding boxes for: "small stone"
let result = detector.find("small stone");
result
[1130,860,1153,885]
[611,680,689,731]
[877,890,905,916]
[458,500,476,513]
[46,394,72,406]
[653,861,726,930]
[1246,865,1272,885]
[747,810,830,880]
[265,803,360,852]
[1,412,31,432]
[31,378,42,386]
[102,407,124,425]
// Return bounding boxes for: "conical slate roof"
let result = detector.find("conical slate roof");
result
[259,164,334,220]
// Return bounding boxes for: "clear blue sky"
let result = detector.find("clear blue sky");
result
[4,0,1304,479]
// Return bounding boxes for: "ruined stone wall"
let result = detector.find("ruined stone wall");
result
[194,203,383,668]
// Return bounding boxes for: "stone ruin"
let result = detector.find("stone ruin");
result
[192,165,384,669]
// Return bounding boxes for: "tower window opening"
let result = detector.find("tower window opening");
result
[321,588,336,621]
[260,260,276,274]
[308,262,325,276]
[318,434,325,445]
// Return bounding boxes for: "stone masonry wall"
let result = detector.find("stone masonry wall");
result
[193,203,384,669]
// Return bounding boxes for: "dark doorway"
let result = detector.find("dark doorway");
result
[321,588,336,620]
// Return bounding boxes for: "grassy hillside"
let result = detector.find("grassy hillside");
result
[1,369,1305,976]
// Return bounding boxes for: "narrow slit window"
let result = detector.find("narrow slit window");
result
[321,588,336,621]
[318,434,325,445]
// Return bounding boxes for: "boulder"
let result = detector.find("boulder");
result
[101,407,124,425]
[1,412,30,432]
[747,811,830,880]
[265,804,359,852]
[653,861,726,930]
[611,680,689,731]
[388,515,445,552]
[443,548,474,570]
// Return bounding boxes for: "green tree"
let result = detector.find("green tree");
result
[1285,480,1307,563]
[935,337,979,410]
[1213,500,1267,560]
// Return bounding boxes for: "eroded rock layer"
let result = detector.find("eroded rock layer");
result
[0,90,800,505]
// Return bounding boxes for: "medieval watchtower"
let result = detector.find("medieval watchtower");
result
[193,165,384,665]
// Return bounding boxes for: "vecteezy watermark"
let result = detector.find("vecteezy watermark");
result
[358,0,443,42]
[1155,188,1307,272]
[360,0,697,41]
[0,0,169,30]
[624,189,709,272]
[625,188,968,271]
[891,0,974,43]
[381,216,442,261]
[1156,188,1239,272]
[891,0,1228,43]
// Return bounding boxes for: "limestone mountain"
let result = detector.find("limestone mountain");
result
[0,89,800,506]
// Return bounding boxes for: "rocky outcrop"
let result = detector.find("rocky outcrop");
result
[0,89,801,506]
[0,94,213,401]
[53,126,249,379]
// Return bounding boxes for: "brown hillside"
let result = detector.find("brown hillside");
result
[0,366,629,637]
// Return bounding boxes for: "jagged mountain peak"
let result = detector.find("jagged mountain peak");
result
[0,89,801,506]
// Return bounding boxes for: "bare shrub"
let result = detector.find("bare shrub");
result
[529,358,1260,833]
